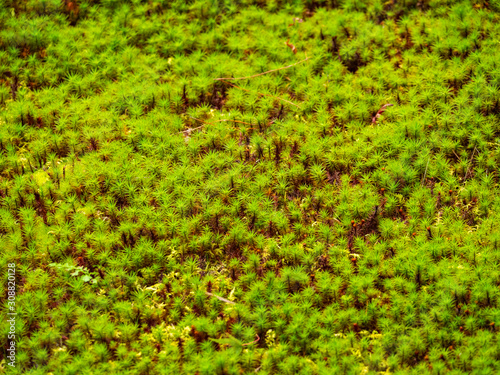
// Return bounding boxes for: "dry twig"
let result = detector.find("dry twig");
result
[214,57,311,81]
[372,103,394,124]
[463,146,477,182]
[242,334,260,346]
[205,291,235,304]
[181,117,256,135]
[224,82,301,108]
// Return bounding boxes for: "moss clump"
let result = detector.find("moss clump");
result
[1,0,500,374]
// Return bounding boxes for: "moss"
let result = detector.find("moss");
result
[1,0,500,373]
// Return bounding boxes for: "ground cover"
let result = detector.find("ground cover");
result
[1,0,500,373]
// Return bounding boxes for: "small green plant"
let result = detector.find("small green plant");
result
[1,0,499,373]
[49,262,98,284]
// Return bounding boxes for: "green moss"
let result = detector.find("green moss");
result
[1,0,500,373]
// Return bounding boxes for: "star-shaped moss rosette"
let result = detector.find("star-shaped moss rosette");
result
[1,1,500,374]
